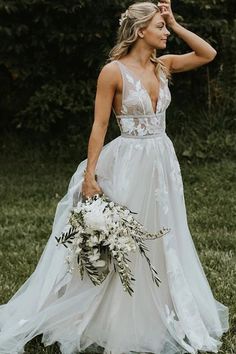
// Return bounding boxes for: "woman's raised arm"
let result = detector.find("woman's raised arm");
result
[158,0,217,73]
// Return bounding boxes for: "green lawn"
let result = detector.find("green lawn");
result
[0,156,235,354]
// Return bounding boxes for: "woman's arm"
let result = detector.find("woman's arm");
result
[158,0,217,73]
[82,63,118,198]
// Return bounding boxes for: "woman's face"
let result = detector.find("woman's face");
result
[140,12,170,49]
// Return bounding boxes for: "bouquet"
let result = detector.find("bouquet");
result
[55,193,170,296]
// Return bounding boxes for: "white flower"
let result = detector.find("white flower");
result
[90,197,107,211]
[123,209,130,217]
[87,235,99,247]
[126,215,133,222]
[117,255,123,262]
[104,234,117,250]
[75,247,82,255]
[112,211,120,223]
[88,248,100,262]
[92,260,106,268]
[117,236,129,247]
[76,237,83,245]
[126,243,136,252]
[83,209,107,232]
[56,193,170,295]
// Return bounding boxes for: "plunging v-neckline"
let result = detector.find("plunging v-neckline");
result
[117,60,161,115]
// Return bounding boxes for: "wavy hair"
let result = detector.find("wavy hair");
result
[108,1,170,78]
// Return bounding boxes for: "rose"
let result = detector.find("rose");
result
[83,209,107,232]
[84,197,107,212]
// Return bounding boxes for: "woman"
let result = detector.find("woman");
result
[0,1,229,354]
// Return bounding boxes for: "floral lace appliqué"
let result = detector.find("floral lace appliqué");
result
[165,304,195,354]
[114,61,171,137]
[121,73,151,116]
[155,185,169,215]
[170,156,184,196]
[165,304,185,340]
[119,115,165,136]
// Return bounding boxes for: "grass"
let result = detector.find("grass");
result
[0,153,235,354]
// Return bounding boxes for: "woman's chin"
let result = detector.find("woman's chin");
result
[156,41,167,49]
[161,41,167,48]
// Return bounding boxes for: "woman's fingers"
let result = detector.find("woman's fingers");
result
[158,5,170,14]
[161,10,171,16]
[82,192,103,201]
[158,1,174,23]
[81,181,103,200]
[158,0,171,4]
[158,1,170,7]
[158,3,170,10]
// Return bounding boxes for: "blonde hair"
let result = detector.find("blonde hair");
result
[108,1,170,78]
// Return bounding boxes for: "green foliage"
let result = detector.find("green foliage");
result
[14,79,95,133]
[167,105,236,161]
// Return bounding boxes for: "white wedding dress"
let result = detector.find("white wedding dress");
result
[0,60,229,354]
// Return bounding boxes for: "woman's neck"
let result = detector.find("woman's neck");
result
[125,42,154,69]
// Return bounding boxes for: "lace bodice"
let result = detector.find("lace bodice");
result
[113,60,171,137]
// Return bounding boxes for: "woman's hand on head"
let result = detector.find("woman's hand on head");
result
[158,0,177,28]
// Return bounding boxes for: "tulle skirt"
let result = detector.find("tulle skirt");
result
[0,133,229,354]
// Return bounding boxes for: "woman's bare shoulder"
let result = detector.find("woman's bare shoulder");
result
[97,61,120,87]
[157,54,173,69]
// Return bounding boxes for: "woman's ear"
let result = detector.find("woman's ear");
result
[138,29,145,38]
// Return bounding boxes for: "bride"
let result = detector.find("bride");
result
[0,1,229,354]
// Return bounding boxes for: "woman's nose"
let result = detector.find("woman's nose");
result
[165,28,171,36]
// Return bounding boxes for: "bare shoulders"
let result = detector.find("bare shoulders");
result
[157,55,173,71]
[97,61,121,88]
